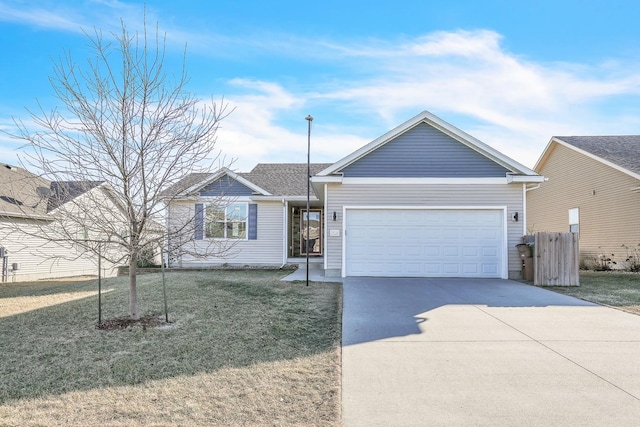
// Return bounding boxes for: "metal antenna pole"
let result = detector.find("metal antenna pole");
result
[98,243,102,326]
[305,115,313,286]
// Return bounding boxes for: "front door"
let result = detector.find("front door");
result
[300,209,322,255]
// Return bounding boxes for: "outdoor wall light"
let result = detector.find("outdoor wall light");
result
[333,211,337,221]
[513,212,519,222]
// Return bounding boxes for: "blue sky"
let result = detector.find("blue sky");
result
[2,0,640,171]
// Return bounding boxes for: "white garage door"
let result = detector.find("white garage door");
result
[345,209,504,278]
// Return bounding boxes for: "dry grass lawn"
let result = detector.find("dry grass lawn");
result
[544,271,640,315]
[0,270,342,426]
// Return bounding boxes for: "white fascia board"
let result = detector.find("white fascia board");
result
[310,181,326,201]
[506,174,546,183]
[0,211,53,221]
[250,195,320,202]
[317,110,539,176]
[343,205,507,211]
[340,177,509,185]
[549,137,640,181]
[533,137,556,172]
[246,195,323,202]
[310,175,343,183]
[177,195,257,204]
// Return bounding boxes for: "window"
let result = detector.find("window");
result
[569,208,579,233]
[76,225,89,253]
[205,203,247,239]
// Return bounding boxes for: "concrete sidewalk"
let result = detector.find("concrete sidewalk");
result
[280,267,341,282]
[342,277,640,426]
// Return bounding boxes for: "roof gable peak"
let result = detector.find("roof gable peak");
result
[318,110,538,177]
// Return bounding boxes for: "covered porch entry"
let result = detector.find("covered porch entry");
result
[287,203,324,259]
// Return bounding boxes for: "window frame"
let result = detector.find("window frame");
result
[204,202,249,240]
[568,207,580,233]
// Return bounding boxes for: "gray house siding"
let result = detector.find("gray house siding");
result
[324,183,524,278]
[339,123,511,178]
[172,200,284,267]
[199,176,255,197]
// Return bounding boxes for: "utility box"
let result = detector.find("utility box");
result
[11,263,19,271]
[516,243,534,281]
[516,243,532,259]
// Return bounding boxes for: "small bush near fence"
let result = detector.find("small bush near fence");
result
[622,244,640,272]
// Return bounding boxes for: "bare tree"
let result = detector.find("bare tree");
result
[9,18,232,319]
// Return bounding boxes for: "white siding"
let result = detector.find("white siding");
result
[325,183,524,278]
[0,219,116,282]
[0,186,123,282]
[168,200,285,267]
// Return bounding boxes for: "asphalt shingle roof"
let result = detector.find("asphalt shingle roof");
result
[48,181,104,211]
[0,162,105,218]
[164,163,333,198]
[0,163,50,217]
[160,173,213,198]
[556,136,640,176]
[239,163,333,196]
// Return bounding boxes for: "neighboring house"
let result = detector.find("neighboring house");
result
[165,110,543,279]
[527,135,640,268]
[0,163,122,282]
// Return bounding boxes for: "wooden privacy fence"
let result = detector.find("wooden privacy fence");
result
[533,232,579,286]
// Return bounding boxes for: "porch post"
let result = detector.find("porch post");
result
[305,115,313,286]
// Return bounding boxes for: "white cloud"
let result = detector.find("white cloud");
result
[0,2,83,31]
[287,29,640,167]
[4,15,640,172]
[213,81,368,171]
[206,28,640,170]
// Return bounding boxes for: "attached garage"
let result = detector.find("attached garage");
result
[344,208,506,278]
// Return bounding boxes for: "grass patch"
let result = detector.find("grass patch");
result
[544,271,640,315]
[0,270,342,426]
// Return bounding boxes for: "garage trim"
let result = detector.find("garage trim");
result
[341,206,508,279]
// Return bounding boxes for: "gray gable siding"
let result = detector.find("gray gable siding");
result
[199,176,255,197]
[340,123,510,178]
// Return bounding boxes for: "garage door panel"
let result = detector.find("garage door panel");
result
[462,264,479,274]
[482,264,498,275]
[443,263,461,274]
[345,209,503,278]
[443,246,460,257]
[481,246,498,257]
[405,245,423,258]
[462,246,479,257]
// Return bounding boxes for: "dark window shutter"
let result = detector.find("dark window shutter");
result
[194,203,204,240]
[248,203,258,240]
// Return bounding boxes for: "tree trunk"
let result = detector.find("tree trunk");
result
[129,257,139,319]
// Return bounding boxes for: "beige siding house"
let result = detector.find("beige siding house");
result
[527,136,640,268]
[166,111,544,279]
[0,163,122,282]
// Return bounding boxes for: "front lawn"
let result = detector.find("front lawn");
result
[0,270,342,426]
[544,271,640,315]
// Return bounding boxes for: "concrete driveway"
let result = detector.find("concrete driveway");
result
[342,277,640,426]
